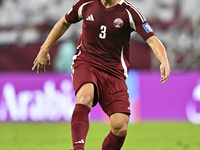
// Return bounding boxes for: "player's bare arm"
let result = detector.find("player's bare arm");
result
[32,17,71,73]
[146,35,171,84]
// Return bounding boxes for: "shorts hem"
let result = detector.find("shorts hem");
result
[75,81,95,95]
[108,112,131,117]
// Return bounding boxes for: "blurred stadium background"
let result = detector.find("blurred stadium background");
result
[0,0,200,150]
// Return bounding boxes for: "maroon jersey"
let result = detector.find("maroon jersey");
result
[65,0,155,79]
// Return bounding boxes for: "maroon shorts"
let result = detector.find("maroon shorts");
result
[72,61,130,117]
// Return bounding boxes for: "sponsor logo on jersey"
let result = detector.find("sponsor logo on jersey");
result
[113,18,123,28]
[86,14,94,21]
[142,23,153,33]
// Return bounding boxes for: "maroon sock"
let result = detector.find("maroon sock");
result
[71,104,90,150]
[102,131,126,150]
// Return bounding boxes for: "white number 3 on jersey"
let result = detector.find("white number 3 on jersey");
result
[99,25,107,39]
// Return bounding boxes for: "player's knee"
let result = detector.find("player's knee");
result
[116,128,127,137]
[120,128,128,136]
[76,83,94,108]
[110,113,129,136]
[111,121,128,136]
[112,127,127,137]
[77,95,93,108]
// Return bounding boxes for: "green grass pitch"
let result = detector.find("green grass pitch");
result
[0,122,199,150]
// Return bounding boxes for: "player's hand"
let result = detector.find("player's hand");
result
[32,51,50,73]
[160,62,171,84]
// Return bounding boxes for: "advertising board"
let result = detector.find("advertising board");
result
[0,71,199,124]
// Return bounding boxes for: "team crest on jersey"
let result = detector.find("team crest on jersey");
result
[113,18,123,28]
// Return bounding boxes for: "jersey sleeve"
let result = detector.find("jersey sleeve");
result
[127,6,156,41]
[65,0,93,23]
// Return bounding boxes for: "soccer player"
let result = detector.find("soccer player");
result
[32,0,171,149]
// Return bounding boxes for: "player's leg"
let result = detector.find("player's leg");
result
[75,83,94,108]
[102,113,129,150]
[110,113,129,136]
[71,83,94,150]
[98,73,130,150]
